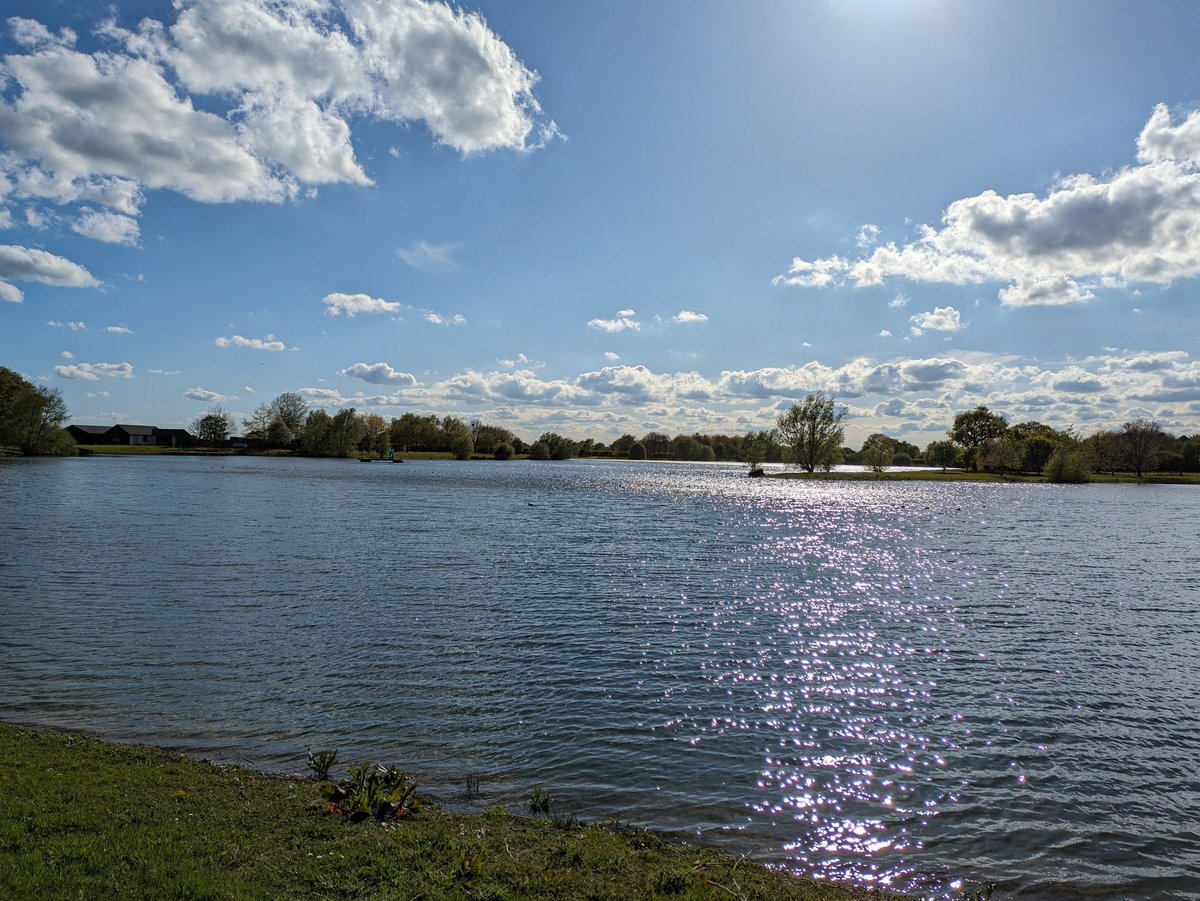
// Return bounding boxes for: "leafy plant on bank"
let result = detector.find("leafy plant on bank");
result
[320,762,422,822]
[306,749,338,781]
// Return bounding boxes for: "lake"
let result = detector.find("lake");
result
[1,455,1197,898]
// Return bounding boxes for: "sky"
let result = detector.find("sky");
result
[2,0,1199,446]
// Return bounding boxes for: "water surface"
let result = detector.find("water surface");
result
[1,456,1197,898]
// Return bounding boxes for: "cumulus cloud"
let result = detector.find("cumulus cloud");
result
[397,239,459,270]
[0,1,557,241]
[184,387,237,402]
[604,351,620,361]
[54,361,134,380]
[588,310,640,333]
[340,362,419,386]
[672,310,708,324]
[71,209,141,245]
[47,320,88,331]
[322,292,401,316]
[0,244,98,302]
[214,333,289,351]
[425,311,465,325]
[103,325,133,334]
[909,305,963,336]
[776,103,1200,306]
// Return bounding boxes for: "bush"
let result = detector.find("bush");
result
[628,442,646,460]
[529,441,550,460]
[1045,446,1090,483]
[891,451,912,466]
[493,442,514,460]
[451,434,474,460]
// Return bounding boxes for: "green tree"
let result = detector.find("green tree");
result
[0,367,73,455]
[776,392,847,473]
[983,436,1023,475]
[300,410,333,456]
[1045,445,1091,483]
[628,442,646,460]
[493,441,514,460]
[451,433,474,460]
[192,406,233,448]
[949,406,1008,471]
[924,440,959,473]
[529,440,551,460]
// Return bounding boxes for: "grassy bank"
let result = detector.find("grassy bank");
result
[769,469,1200,485]
[0,725,898,901]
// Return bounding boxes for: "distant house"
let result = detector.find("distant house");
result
[111,424,157,446]
[154,428,194,449]
[66,425,113,444]
[66,424,195,448]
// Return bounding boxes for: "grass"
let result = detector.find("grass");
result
[769,468,1200,485]
[0,724,901,901]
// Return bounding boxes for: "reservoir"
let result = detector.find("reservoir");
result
[1,455,1197,898]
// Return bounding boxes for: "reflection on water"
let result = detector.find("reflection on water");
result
[2,456,1199,899]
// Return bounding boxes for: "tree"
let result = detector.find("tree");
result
[925,440,959,473]
[1121,418,1168,477]
[0,367,73,455]
[451,433,474,460]
[243,403,274,441]
[493,441,514,460]
[949,406,1008,471]
[859,433,896,472]
[529,440,551,460]
[268,392,308,443]
[192,406,232,448]
[776,392,847,473]
[983,436,1023,475]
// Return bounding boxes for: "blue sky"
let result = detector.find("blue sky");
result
[2,0,1199,445]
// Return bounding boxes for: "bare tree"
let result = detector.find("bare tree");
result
[1121,418,1168,477]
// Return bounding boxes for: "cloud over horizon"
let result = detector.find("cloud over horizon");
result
[776,104,1200,308]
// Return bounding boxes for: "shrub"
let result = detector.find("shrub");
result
[529,441,551,460]
[628,442,646,460]
[1045,446,1091,483]
[891,451,912,466]
[321,763,422,822]
[451,434,474,460]
[493,442,514,460]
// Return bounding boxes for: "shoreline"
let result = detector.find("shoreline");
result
[0,722,908,900]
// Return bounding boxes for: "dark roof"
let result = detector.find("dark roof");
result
[68,425,113,435]
[113,424,156,436]
[154,428,193,437]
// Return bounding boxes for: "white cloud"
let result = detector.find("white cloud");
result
[214,334,288,351]
[84,390,110,398]
[0,1,556,246]
[672,310,708,324]
[604,351,620,361]
[104,325,133,334]
[425,311,465,325]
[322,292,401,317]
[878,329,893,338]
[54,361,134,380]
[184,387,237,402]
[47,320,88,331]
[776,104,1200,305]
[0,244,98,302]
[339,362,419,386]
[588,311,640,333]
[397,239,459,270]
[71,209,140,245]
[856,223,880,248]
[60,350,73,359]
[909,306,963,336]
[8,17,75,49]
[888,293,909,309]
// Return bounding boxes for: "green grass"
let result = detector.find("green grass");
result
[0,724,899,901]
[770,469,1200,485]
